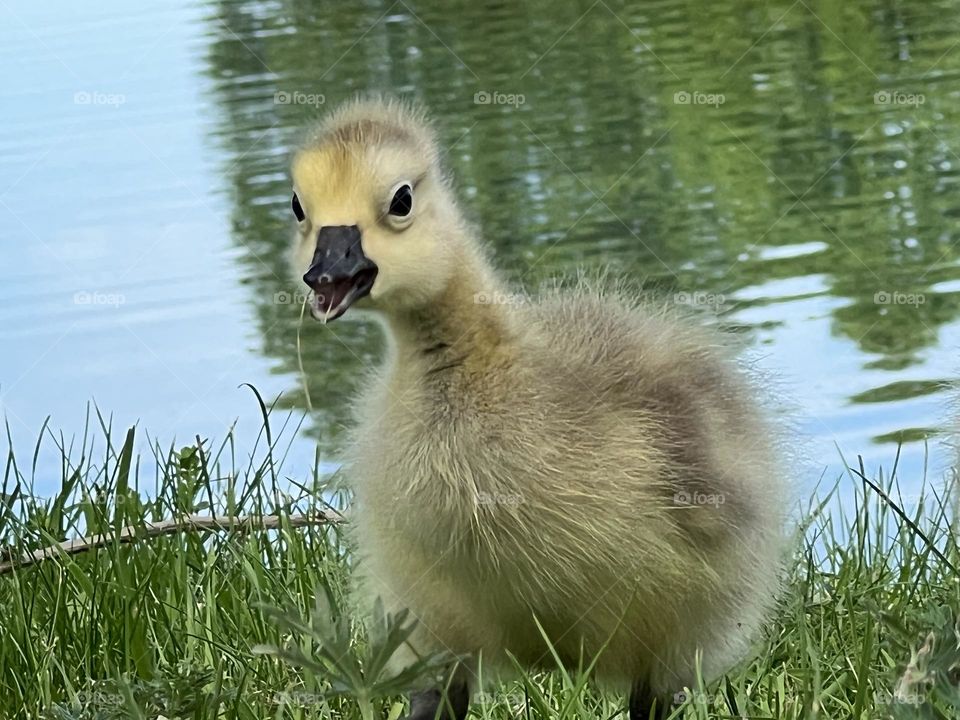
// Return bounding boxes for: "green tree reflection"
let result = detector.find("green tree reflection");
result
[200,0,960,450]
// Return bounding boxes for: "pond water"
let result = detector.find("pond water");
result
[2,0,959,499]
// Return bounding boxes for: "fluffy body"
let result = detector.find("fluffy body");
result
[290,97,786,700]
[350,282,783,693]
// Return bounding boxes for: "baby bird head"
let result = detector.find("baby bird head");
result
[289,97,464,322]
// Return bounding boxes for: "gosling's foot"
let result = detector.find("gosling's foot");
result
[628,679,671,720]
[401,681,469,720]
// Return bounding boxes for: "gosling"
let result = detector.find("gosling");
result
[289,97,786,720]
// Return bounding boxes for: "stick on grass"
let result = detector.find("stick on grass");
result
[0,510,346,575]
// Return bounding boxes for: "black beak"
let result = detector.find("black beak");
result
[302,225,378,322]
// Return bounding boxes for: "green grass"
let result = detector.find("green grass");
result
[1,401,958,719]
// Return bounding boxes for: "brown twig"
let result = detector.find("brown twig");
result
[0,510,346,575]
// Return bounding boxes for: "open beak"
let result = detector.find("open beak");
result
[302,225,378,323]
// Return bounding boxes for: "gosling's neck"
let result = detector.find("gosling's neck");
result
[383,248,514,378]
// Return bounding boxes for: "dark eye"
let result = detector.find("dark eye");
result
[389,184,412,217]
[292,193,305,222]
